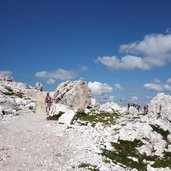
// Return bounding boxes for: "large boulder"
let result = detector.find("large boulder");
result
[49,103,75,126]
[128,106,139,115]
[53,78,92,110]
[148,93,171,121]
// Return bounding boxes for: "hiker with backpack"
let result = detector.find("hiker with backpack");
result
[45,92,52,115]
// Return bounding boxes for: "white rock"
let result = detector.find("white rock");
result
[128,106,139,115]
[53,78,92,110]
[148,93,171,121]
[167,134,171,143]
[100,101,127,114]
[49,103,76,126]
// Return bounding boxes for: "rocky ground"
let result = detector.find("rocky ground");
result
[0,92,81,171]
[0,92,104,171]
[0,80,171,171]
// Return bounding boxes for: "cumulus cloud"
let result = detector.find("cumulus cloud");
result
[114,83,123,91]
[143,83,163,91]
[35,68,77,83]
[166,78,171,84]
[46,78,56,84]
[0,70,13,77]
[96,55,150,70]
[97,33,171,70]
[129,96,139,103]
[163,84,171,91]
[144,78,171,91]
[88,81,113,103]
[153,79,161,84]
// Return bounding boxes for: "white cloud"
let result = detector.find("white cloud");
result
[80,66,88,72]
[143,83,163,91]
[88,81,113,103]
[114,83,123,91]
[166,78,171,84]
[97,33,171,70]
[35,68,76,82]
[100,95,115,103]
[153,79,161,84]
[120,33,171,57]
[143,78,171,91]
[96,55,150,70]
[163,84,171,91]
[46,78,56,84]
[130,96,139,103]
[0,70,13,77]
[88,81,113,96]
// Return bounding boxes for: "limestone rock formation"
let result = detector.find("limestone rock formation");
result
[0,80,36,117]
[5,75,13,82]
[54,78,92,110]
[0,74,13,82]
[148,93,171,121]
[35,82,43,91]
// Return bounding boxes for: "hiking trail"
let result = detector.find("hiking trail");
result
[0,91,81,171]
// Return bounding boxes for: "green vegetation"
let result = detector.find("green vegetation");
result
[150,124,170,142]
[152,152,171,168]
[101,138,171,170]
[75,109,120,125]
[78,163,99,171]
[102,139,148,171]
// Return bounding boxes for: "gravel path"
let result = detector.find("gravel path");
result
[0,92,84,171]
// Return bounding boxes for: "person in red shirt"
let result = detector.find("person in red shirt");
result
[45,92,52,115]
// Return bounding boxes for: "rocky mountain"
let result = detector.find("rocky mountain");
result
[0,80,37,119]
[1,78,171,171]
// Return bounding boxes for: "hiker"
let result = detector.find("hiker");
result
[137,105,140,112]
[45,92,52,115]
[128,103,130,111]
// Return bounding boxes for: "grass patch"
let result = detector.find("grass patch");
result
[102,139,148,171]
[152,152,171,168]
[78,163,99,171]
[102,139,171,170]
[75,109,119,125]
[150,124,170,142]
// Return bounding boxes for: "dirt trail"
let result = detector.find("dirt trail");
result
[0,92,78,171]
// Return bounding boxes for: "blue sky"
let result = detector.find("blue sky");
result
[1,0,171,104]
